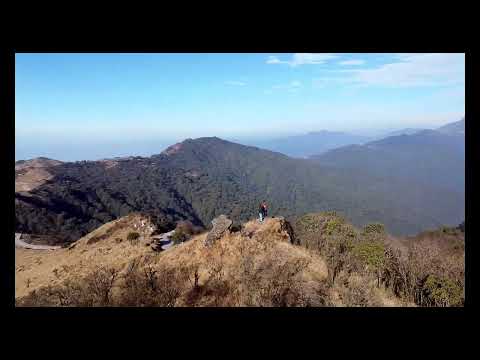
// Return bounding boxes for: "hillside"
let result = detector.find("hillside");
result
[311,119,465,194]
[381,128,429,138]
[16,215,329,306]
[16,212,464,307]
[437,117,465,135]
[15,135,464,243]
[15,157,63,192]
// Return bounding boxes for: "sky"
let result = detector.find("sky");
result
[15,53,465,161]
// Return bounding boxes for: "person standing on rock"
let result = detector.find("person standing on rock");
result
[258,200,268,222]
[258,202,264,222]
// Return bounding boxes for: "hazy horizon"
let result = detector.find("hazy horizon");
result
[15,53,465,161]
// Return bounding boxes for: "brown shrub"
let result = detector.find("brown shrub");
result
[16,267,120,307]
[83,267,120,306]
[127,232,140,245]
[336,273,382,307]
[171,221,203,245]
[184,262,232,307]
[176,220,203,236]
[232,243,325,307]
[381,242,464,307]
[117,261,183,307]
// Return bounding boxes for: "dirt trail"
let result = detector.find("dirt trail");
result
[15,233,61,250]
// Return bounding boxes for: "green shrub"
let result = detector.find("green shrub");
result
[127,232,140,245]
[171,229,187,245]
[325,218,343,235]
[353,240,385,270]
[324,211,337,217]
[362,223,385,235]
[323,235,355,285]
[353,239,385,286]
[422,275,463,307]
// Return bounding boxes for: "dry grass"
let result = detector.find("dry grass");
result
[16,216,330,307]
[15,213,157,298]
[18,212,457,307]
[15,158,63,192]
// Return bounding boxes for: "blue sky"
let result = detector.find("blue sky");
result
[15,53,465,161]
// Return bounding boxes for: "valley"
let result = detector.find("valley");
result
[15,119,465,245]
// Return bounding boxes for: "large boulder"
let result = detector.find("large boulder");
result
[205,215,233,247]
[151,230,175,252]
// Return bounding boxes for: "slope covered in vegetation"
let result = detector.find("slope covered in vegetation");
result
[290,212,465,307]
[15,137,464,244]
[16,212,464,307]
[311,127,465,193]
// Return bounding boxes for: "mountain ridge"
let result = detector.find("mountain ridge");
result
[311,118,465,194]
[16,130,464,243]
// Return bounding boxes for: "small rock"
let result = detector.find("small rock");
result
[151,244,163,252]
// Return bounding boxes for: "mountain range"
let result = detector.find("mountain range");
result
[380,128,429,138]
[15,118,465,243]
[311,118,465,193]
[238,119,463,158]
[241,130,372,158]
[437,117,465,135]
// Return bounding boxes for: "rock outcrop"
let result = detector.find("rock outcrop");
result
[279,217,296,244]
[151,230,175,252]
[204,215,232,247]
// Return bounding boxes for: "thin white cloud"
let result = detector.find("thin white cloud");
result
[271,80,302,90]
[340,53,465,87]
[312,77,351,88]
[266,53,338,67]
[339,59,365,66]
[266,56,282,64]
[225,80,246,86]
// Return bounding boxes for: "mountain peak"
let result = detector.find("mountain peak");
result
[436,117,465,135]
[15,157,63,170]
[162,137,230,156]
[162,141,186,156]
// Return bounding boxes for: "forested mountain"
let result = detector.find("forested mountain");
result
[380,128,428,138]
[436,117,465,135]
[311,120,465,194]
[15,136,464,243]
